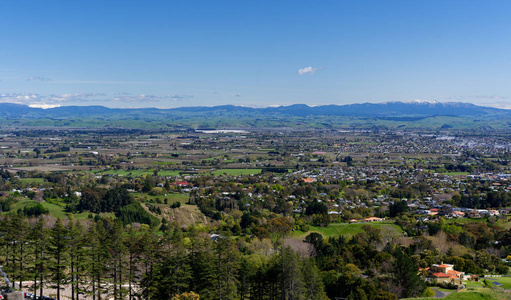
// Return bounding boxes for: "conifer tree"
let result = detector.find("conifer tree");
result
[212,235,239,300]
[30,216,49,300]
[392,247,425,298]
[125,226,142,300]
[67,220,86,300]
[48,217,69,300]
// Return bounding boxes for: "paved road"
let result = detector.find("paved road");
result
[432,288,450,298]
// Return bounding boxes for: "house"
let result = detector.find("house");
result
[362,217,384,222]
[301,177,315,183]
[426,263,465,286]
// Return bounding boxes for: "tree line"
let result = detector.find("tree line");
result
[0,214,330,300]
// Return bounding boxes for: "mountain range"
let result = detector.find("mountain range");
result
[0,101,509,130]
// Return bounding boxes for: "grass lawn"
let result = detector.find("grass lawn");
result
[6,198,39,212]
[464,281,485,288]
[95,169,152,176]
[157,170,182,176]
[293,222,403,239]
[3,198,115,220]
[210,168,262,176]
[441,172,470,176]
[484,276,511,289]
[132,192,189,204]
[94,169,192,177]
[406,287,510,300]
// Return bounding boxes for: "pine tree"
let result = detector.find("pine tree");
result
[67,220,87,300]
[186,228,215,299]
[280,246,304,300]
[108,221,127,300]
[392,247,425,298]
[125,226,142,300]
[213,235,239,300]
[29,216,49,300]
[48,218,69,300]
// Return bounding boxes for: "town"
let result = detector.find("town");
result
[1,127,511,299]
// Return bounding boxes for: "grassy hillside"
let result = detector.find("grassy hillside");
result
[406,287,511,299]
[292,222,403,238]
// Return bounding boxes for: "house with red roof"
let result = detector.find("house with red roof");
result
[426,263,464,286]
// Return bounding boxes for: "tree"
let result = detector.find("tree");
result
[280,246,304,300]
[67,220,86,300]
[48,218,69,300]
[305,200,328,216]
[171,291,200,300]
[30,217,49,300]
[213,235,239,300]
[392,247,425,298]
[389,200,408,217]
[108,221,128,300]
[301,258,327,300]
[125,226,142,300]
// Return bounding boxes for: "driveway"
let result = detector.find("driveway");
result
[432,288,450,298]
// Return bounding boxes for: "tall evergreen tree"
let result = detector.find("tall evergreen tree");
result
[48,218,69,300]
[67,220,87,300]
[125,226,142,300]
[29,217,49,300]
[392,247,425,298]
[213,235,239,300]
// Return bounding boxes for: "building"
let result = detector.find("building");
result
[425,263,465,286]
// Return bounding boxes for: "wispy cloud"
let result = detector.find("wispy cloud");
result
[52,80,158,85]
[48,93,106,103]
[112,94,192,103]
[0,92,192,107]
[445,95,510,101]
[166,94,193,101]
[27,76,52,81]
[298,66,319,75]
[0,92,105,108]
[473,95,509,100]
[0,93,40,103]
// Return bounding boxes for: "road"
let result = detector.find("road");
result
[432,288,450,298]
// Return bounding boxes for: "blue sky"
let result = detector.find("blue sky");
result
[1,1,510,109]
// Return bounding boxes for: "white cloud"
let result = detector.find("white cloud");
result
[0,92,192,107]
[29,103,61,109]
[0,93,105,108]
[112,94,192,103]
[165,94,193,101]
[0,93,40,104]
[298,66,319,75]
[27,76,52,81]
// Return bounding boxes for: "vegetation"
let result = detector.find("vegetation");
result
[1,127,511,299]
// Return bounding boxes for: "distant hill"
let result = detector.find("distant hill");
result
[0,101,509,130]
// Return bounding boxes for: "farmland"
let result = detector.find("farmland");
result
[2,127,511,300]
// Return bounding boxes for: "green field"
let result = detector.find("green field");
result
[3,198,115,220]
[210,168,262,176]
[293,222,403,238]
[442,172,470,176]
[155,170,182,176]
[94,169,184,177]
[131,192,189,204]
[407,287,510,300]
[484,276,511,289]
[95,169,152,176]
